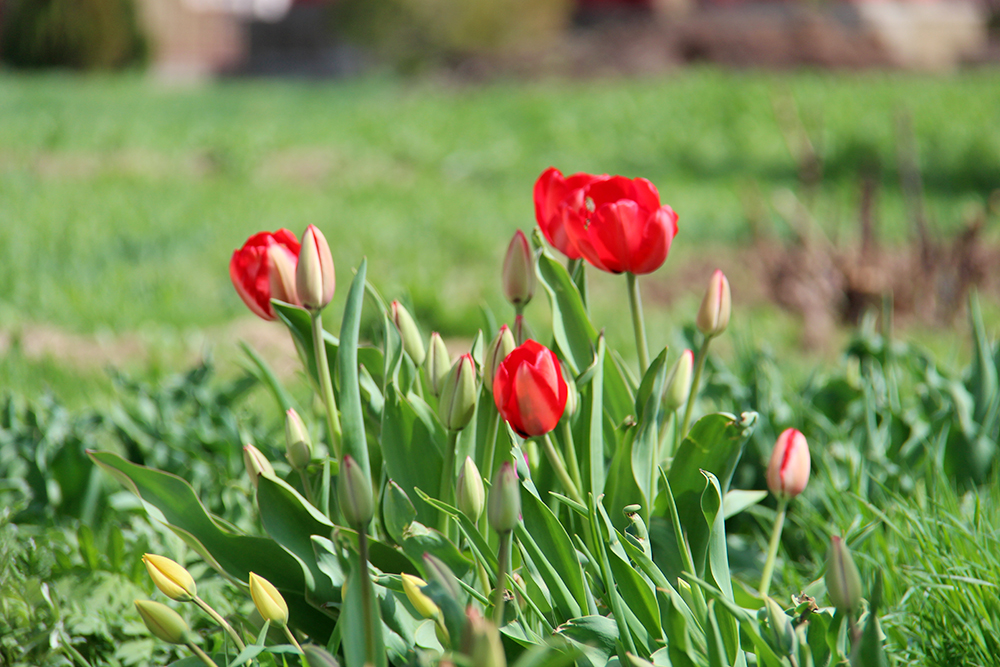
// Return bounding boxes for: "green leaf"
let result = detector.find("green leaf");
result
[722,490,768,520]
[339,259,370,478]
[578,336,607,498]
[556,615,619,667]
[273,300,337,389]
[700,472,740,665]
[381,384,445,527]
[240,340,296,413]
[414,489,498,572]
[536,248,597,375]
[705,601,731,667]
[382,480,417,545]
[968,290,998,426]
[341,547,388,667]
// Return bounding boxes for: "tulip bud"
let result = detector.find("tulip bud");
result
[422,553,461,601]
[243,444,274,489]
[300,644,340,667]
[562,362,578,419]
[487,462,520,534]
[142,554,197,602]
[134,599,191,645]
[502,229,535,308]
[338,454,374,527]
[438,354,477,431]
[696,269,732,338]
[284,408,312,471]
[296,224,335,312]
[766,428,811,501]
[764,597,795,655]
[249,572,289,626]
[663,349,694,412]
[426,332,451,397]
[826,536,862,614]
[456,456,486,521]
[267,243,299,306]
[483,325,515,394]
[401,574,440,619]
[463,607,507,667]
[391,300,426,366]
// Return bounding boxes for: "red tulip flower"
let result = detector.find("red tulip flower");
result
[563,175,678,275]
[230,229,301,320]
[767,428,811,501]
[493,340,568,438]
[533,167,607,260]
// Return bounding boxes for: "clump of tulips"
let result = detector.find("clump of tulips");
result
[91,166,885,667]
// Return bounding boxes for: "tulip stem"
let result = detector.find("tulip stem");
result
[560,420,584,499]
[187,642,219,667]
[311,312,342,460]
[358,531,377,666]
[494,530,512,627]
[680,336,711,439]
[541,433,584,506]
[439,430,459,535]
[759,497,789,598]
[626,272,650,373]
[193,596,246,652]
[282,625,303,653]
[298,469,317,508]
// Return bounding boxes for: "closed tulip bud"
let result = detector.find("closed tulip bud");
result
[284,408,312,471]
[493,340,567,438]
[696,269,732,338]
[296,224,335,312]
[764,597,795,655]
[142,554,197,602]
[502,229,535,308]
[483,325,515,393]
[300,644,340,667]
[422,553,461,601]
[767,428,811,501]
[249,572,289,626]
[561,363,579,419]
[391,301,426,366]
[338,454,374,527]
[826,536,862,614]
[426,332,451,397]
[487,462,520,534]
[663,349,694,412]
[401,574,440,619]
[243,444,274,489]
[456,456,486,521]
[438,354,477,432]
[134,599,191,645]
[267,243,299,307]
[463,607,507,667]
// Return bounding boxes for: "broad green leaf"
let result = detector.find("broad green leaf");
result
[604,427,644,532]
[383,480,417,545]
[415,489,498,572]
[605,350,638,426]
[556,615,619,667]
[273,299,337,389]
[577,336,607,498]
[536,248,597,375]
[341,547,388,667]
[701,472,741,666]
[339,259,370,477]
[722,490,768,520]
[381,384,445,527]
[399,520,471,577]
[705,601,731,667]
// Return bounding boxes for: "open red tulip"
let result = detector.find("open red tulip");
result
[230,229,301,320]
[493,339,567,438]
[533,167,608,261]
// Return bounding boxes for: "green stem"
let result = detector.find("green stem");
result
[494,531,512,627]
[680,337,712,439]
[193,596,246,652]
[540,433,584,505]
[560,419,584,497]
[759,498,789,598]
[358,531,377,665]
[311,312,342,460]
[439,430,459,534]
[282,625,303,652]
[186,642,219,667]
[626,272,650,373]
[483,409,501,478]
[298,469,317,508]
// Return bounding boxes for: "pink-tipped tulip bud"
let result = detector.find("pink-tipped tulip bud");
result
[463,606,507,667]
[696,269,732,338]
[767,428,811,501]
[487,462,520,534]
[426,332,451,397]
[134,599,191,645]
[456,456,486,521]
[267,243,299,307]
[663,349,694,412]
[438,354,477,432]
[391,300,426,366]
[284,408,312,471]
[826,536,862,614]
[483,325,516,394]
[295,224,335,312]
[243,444,274,489]
[338,454,374,527]
[249,572,289,626]
[502,229,535,308]
[142,554,197,602]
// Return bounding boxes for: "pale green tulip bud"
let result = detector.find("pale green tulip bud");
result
[764,597,795,655]
[502,229,535,308]
[392,300,426,366]
[300,644,340,667]
[663,349,694,412]
[296,224,335,312]
[456,456,486,521]
[438,354,477,431]
[426,332,451,397]
[826,536,862,614]
[562,362,578,419]
[696,269,731,338]
[483,325,515,394]
[487,462,520,534]
[134,599,191,645]
[249,572,289,626]
[338,454,374,527]
[284,408,312,471]
[142,554,196,602]
[243,444,274,489]
[268,243,299,307]
[422,553,461,601]
[463,606,507,667]
[401,574,440,619]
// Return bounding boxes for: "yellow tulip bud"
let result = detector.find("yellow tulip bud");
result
[401,574,440,619]
[249,572,289,626]
[142,554,196,602]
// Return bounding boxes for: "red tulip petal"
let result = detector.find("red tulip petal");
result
[627,206,678,275]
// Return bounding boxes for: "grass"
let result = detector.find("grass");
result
[0,68,998,403]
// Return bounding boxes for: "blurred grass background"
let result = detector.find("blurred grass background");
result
[1,69,998,404]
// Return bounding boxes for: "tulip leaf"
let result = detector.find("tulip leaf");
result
[604,427,644,531]
[555,615,619,667]
[398,520,472,578]
[382,480,417,545]
[381,383,445,527]
[576,336,606,498]
[339,258,370,478]
[341,547,388,667]
[239,340,296,414]
[605,350,638,426]
[413,488,498,572]
[536,248,597,376]
[701,472,741,665]
[273,299,339,390]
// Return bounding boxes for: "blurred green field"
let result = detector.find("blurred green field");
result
[1,69,998,402]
